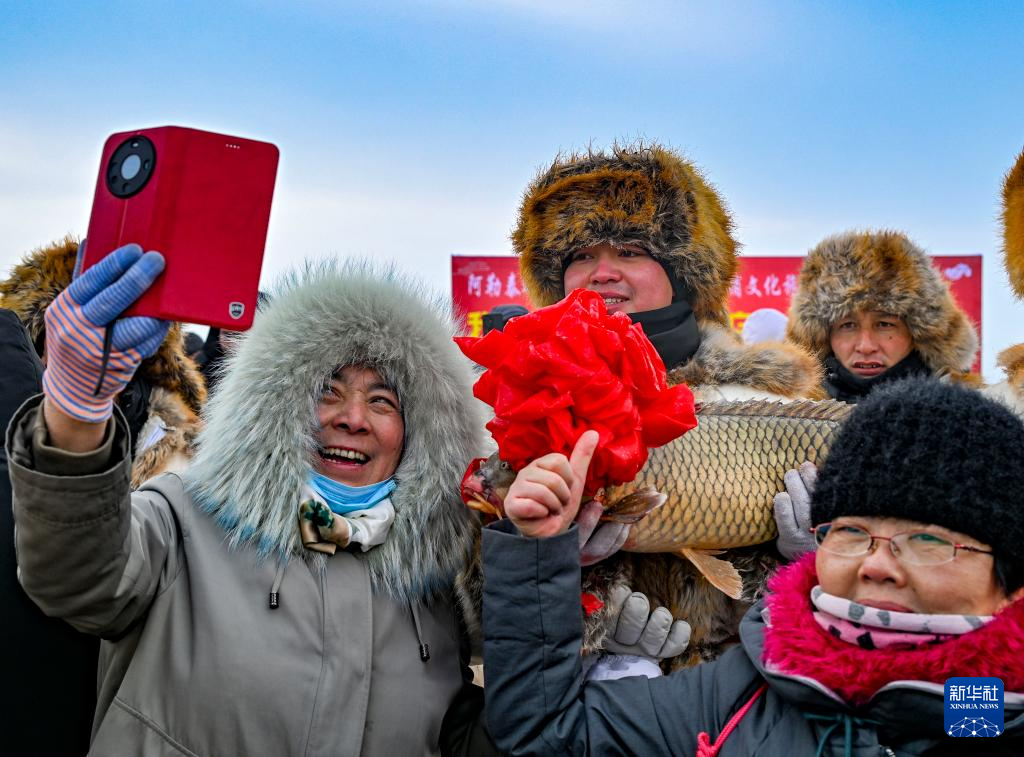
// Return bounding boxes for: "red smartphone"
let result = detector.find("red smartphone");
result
[82,126,279,330]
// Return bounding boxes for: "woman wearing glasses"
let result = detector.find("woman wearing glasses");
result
[479,378,1024,756]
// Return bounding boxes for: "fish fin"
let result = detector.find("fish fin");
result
[679,548,743,600]
[601,486,668,524]
[698,399,854,423]
[463,494,504,519]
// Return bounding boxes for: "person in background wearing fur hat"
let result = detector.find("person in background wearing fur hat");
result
[983,148,1024,416]
[5,243,500,755]
[512,142,821,671]
[786,230,979,405]
[776,230,982,560]
[482,378,1024,756]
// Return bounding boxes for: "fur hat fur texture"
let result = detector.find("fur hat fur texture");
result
[986,344,1024,417]
[786,230,978,375]
[185,261,487,604]
[1004,148,1024,299]
[130,387,201,488]
[513,142,738,324]
[998,344,1024,399]
[670,321,822,399]
[990,150,1024,413]
[0,235,207,415]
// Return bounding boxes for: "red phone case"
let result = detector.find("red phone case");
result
[82,126,279,330]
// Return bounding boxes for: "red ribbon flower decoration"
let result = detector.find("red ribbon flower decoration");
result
[455,289,698,495]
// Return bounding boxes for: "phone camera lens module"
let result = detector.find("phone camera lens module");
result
[106,136,156,198]
[121,154,142,180]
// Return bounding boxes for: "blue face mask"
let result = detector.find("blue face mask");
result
[309,472,397,515]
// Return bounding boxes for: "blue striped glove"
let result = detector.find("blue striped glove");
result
[42,243,170,423]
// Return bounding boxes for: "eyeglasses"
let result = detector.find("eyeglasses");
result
[811,523,993,566]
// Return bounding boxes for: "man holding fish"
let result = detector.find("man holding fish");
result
[506,141,822,669]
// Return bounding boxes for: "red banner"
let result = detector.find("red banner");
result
[451,255,532,336]
[450,253,983,371]
[728,255,982,372]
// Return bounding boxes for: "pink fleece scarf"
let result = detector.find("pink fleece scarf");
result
[762,554,1024,706]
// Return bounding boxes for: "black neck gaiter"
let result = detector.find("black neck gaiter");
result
[629,299,702,371]
[823,350,932,404]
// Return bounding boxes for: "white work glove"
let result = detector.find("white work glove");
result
[773,461,818,560]
[586,585,691,681]
[577,500,630,566]
[589,585,692,680]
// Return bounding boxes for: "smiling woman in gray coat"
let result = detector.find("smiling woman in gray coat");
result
[7,249,490,756]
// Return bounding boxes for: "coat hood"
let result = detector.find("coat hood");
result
[185,261,487,604]
[0,235,206,415]
[786,230,978,376]
[513,142,738,325]
[1004,148,1024,299]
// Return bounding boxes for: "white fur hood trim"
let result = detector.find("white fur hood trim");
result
[185,261,486,603]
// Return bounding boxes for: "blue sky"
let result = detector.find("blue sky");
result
[3,1,1023,378]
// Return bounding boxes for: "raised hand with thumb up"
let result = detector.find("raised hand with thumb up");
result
[503,430,599,538]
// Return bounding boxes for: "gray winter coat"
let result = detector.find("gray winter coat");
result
[8,264,491,756]
[482,522,1024,756]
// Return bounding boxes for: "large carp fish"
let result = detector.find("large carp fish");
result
[462,399,853,599]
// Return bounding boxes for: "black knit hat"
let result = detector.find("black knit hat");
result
[811,378,1024,560]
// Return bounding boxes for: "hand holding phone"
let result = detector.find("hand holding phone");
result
[43,244,170,424]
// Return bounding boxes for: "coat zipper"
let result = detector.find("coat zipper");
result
[302,563,329,757]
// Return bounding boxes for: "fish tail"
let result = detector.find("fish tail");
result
[678,548,743,600]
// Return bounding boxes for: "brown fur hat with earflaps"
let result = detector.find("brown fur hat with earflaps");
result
[0,235,206,415]
[992,149,1024,412]
[512,142,738,324]
[785,230,978,376]
[1003,148,1024,300]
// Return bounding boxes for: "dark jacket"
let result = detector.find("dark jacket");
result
[481,522,1024,756]
[1,308,98,756]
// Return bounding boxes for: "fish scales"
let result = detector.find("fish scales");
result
[610,400,852,553]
